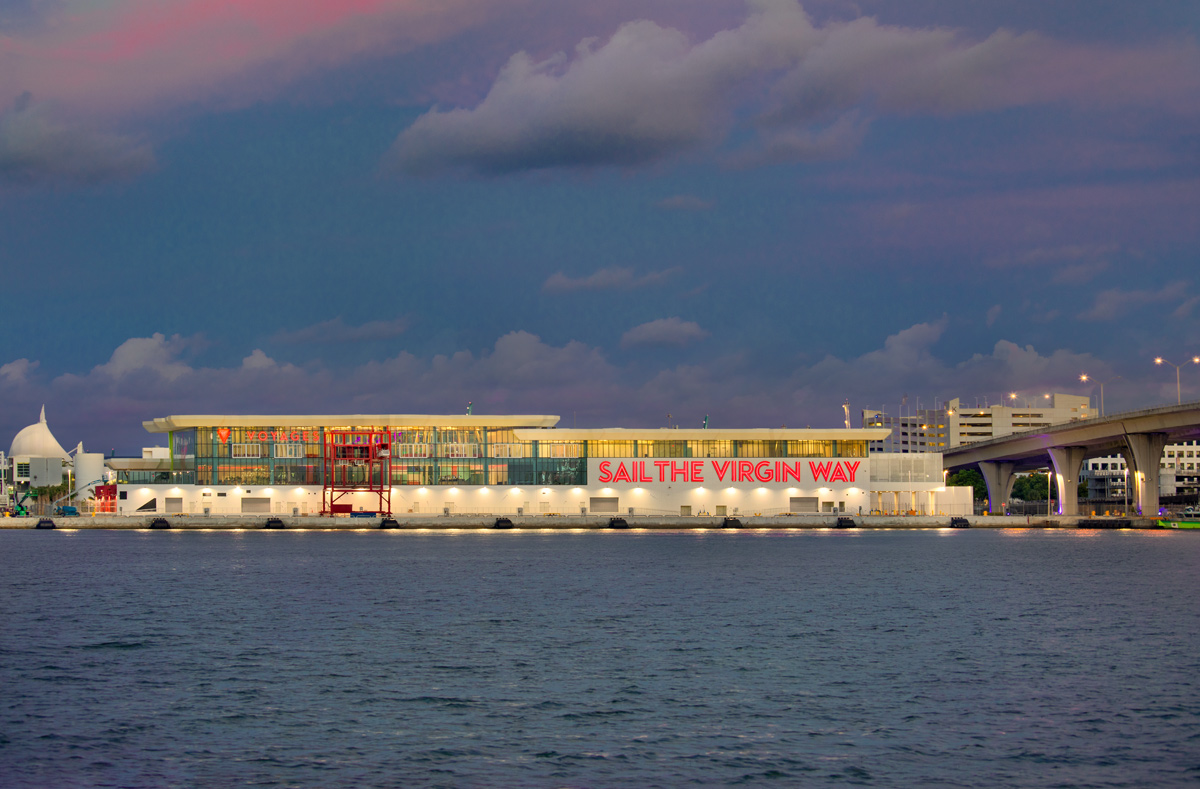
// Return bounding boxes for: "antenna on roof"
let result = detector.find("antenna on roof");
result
[703,415,709,429]
[466,401,473,415]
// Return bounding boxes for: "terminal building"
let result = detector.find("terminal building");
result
[111,413,968,517]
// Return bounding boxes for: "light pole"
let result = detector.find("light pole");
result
[1079,373,1119,417]
[1154,356,1200,405]
[1008,392,1029,408]
[1048,466,1054,516]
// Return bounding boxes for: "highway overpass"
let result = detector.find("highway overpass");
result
[942,401,1200,516]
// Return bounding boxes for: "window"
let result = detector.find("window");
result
[232,444,261,458]
[395,444,431,458]
[275,444,304,459]
[16,463,30,478]
[442,443,481,459]
[490,444,524,458]
[545,443,580,459]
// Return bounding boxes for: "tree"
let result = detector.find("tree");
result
[947,468,988,501]
[1012,473,1056,502]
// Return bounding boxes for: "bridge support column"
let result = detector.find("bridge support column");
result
[978,461,1015,514]
[1124,433,1168,516]
[1047,446,1088,516]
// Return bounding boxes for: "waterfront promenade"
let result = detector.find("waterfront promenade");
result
[0,514,1158,530]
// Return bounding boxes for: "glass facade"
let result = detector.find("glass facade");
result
[159,423,867,487]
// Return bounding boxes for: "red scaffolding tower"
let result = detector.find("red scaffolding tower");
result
[321,429,391,515]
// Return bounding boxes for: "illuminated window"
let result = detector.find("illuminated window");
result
[395,444,431,458]
[490,444,525,458]
[232,444,261,458]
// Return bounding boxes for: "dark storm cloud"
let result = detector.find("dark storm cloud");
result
[385,0,1199,176]
[0,93,154,185]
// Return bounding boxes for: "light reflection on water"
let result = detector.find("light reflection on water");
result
[2,529,1198,788]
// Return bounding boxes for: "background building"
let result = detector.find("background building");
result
[863,393,1093,452]
[1084,440,1200,504]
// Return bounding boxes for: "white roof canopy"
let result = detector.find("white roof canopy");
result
[9,406,71,459]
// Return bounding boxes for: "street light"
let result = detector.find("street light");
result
[1153,356,1200,405]
[1079,373,1119,417]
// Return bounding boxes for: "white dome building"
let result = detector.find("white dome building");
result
[9,406,71,460]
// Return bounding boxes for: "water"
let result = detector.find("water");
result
[2,528,1198,788]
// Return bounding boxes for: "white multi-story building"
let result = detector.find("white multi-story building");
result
[863,394,1093,452]
[94,412,974,517]
[1084,440,1200,502]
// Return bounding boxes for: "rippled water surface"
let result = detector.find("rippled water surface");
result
[2,528,1199,787]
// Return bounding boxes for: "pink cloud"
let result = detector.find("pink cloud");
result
[0,0,526,114]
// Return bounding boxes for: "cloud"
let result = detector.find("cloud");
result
[87,333,197,382]
[0,94,154,184]
[542,266,680,292]
[986,305,1001,327]
[986,243,1120,268]
[764,18,1200,124]
[656,194,714,211]
[270,316,410,344]
[730,109,870,167]
[0,0,517,115]
[0,358,39,386]
[385,0,818,175]
[385,0,1200,175]
[620,317,709,348]
[1077,282,1189,321]
[0,323,1152,453]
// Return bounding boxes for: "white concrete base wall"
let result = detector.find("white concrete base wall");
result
[114,483,973,517]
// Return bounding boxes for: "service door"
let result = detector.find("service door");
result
[241,497,271,513]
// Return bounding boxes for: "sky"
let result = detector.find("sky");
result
[1,0,1198,454]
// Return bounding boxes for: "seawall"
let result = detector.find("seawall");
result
[0,514,1161,530]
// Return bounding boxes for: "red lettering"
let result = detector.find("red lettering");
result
[671,461,688,482]
[713,460,731,481]
[830,464,848,483]
[781,462,803,482]
[737,461,754,481]
[691,461,704,483]
[755,461,772,482]
[845,461,861,482]
[654,460,671,481]
[598,461,613,484]
[810,461,833,482]
[637,461,652,483]
[217,428,230,443]
[258,431,269,442]
[613,463,633,483]
[291,431,301,442]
